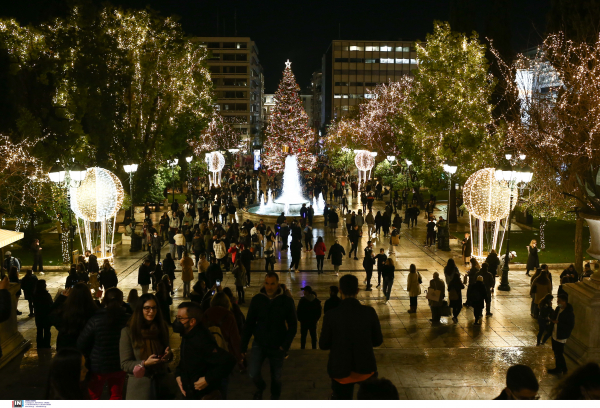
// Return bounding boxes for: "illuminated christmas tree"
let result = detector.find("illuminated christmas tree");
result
[263,60,315,172]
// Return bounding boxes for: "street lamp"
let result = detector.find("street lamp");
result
[123,163,138,223]
[495,160,533,291]
[49,160,87,263]
[442,161,458,221]
[168,158,179,204]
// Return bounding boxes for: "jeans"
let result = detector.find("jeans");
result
[152,247,161,264]
[300,322,317,349]
[411,216,417,227]
[183,281,190,297]
[334,265,340,274]
[349,243,358,258]
[248,343,285,399]
[28,300,35,315]
[430,306,441,323]
[316,255,324,271]
[305,239,312,251]
[33,255,43,272]
[537,320,551,345]
[186,242,192,254]
[552,339,568,372]
[243,262,251,285]
[36,325,51,348]
[236,285,245,303]
[290,256,300,271]
[169,244,176,260]
[365,267,373,289]
[485,293,492,314]
[367,224,374,237]
[177,245,185,260]
[382,277,393,300]
[141,284,149,294]
[88,371,126,400]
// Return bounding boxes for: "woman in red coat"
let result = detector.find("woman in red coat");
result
[314,236,327,274]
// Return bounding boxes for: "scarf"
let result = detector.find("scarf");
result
[140,322,164,361]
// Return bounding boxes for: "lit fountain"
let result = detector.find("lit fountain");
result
[244,155,324,221]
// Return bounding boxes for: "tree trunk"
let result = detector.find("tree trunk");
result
[574,215,584,275]
[449,181,457,224]
[539,217,547,250]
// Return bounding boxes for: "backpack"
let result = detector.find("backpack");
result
[251,233,259,243]
[208,316,229,351]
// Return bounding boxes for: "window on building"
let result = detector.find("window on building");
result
[207,42,220,48]
[365,59,377,63]
[236,66,247,73]
[223,42,235,48]
[335,82,348,86]
[366,46,379,51]
[209,66,220,73]
[341,105,349,111]
[395,46,410,52]
[236,53,247,61]
[222,54,235,61]
[381,58,394,63]
[236,103,248,111]
[349,45,364,51]
[349,58,363,63]
[380,46,392,52]
[350,82,363,86]
[335,58,349,62]
[208,53,220,60]
[396,58,409,64]
[236,42,247,49]
[364,94,374,98]
[334,94,341,99]
[365,82,377,87]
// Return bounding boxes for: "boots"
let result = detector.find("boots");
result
[408,306,416,314]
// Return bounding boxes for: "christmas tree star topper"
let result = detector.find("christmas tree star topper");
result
[285,59,291,68]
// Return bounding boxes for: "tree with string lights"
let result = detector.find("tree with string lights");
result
[263,60,315,172]
[188,112,243,155]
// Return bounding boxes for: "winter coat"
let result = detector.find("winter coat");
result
[206,263,223,287]
[406,271,421,297]
[213,240,227,259]
[448,273,465,305]
[174,233,186,246]
[99,268,118,289]
[467,281,487,309]
[477,270,494,293]
[297,293,322,323]
[485,253,501,276]
[200,305,243,363]
[319,297,383,379]
[327,243,346,266]
[527,246,540,270]
[355,214,364,227]
[381,264,395,280]
[314,242,326,256]
[462,237,472,257]
[428,278,446,307]
[365,213,375,225]
[323,295,342,314]
[552,303,575,340]
[20,273,38,300]
[530,277,552,304]
[180,257,194,282]
[77,308,130,374]
[137,263,152,285]
[232,264,246,287]
[240,287,297,352]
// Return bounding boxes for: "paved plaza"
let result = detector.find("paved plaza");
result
[0,195,573,400]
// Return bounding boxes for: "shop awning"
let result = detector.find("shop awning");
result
[0,229,24,249]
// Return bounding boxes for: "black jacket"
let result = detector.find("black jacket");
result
[291,225,302,240]
[77,308,130,373]
[290,240,303,257]
[137,263,152,285]
[297,295,322,323]
[553,303,575,340]
[327,243,346,266]
[319,297,383,378]
[206,263,223,287]
[241,287,297,352]
[99,269,118,289]
[323,296,342,314]
[175,325,236,399]
[0,289,11,357]
[349,229,360,244]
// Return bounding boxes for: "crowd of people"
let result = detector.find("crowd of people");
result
[0,165,598,400]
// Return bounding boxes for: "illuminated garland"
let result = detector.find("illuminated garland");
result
[463,168,517,221]
[189,112,243,155]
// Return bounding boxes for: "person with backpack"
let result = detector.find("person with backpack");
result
[297,286,322,349]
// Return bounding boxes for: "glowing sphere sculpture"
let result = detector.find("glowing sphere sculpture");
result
[207,151,225,172]
[463,168,517,222]
[354,151,375,171]
[71,168,124,222]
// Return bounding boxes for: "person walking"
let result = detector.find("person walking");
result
[329,208,339,234]
[180,252,194,298]
[289,238,302,273]
[462,233,472,267]
[328,239,346,276]
[428,272,446,325]
[240,244,253,287]
[174,301,236,400]
[232,259,246,304]
[477,263,494,317]
[536,294,553,346]
[20,269,38,317]
[77,288,130,399]
[319,274,383,400]
[547,294,575,375]
[264,240,275,273]
[406,264,421,314]
[468,276,487,325]
[213,236,227,269]
[314,236,327,274]
[447,270,464,323]
[530,270,552,319]
[297,286,322,349]
[374,211,382,235]
[174,229,186,260]
[206,257,223,288]
[151,232,162,264]
[162,253,176,296]
[137,258,152,295]
[348,225,360,260]
[381,258,395,303]
[363,241,375,291]
[32,280,54,349]
[526,240,540,277]
[365,210,375,239]
[374,249,387,288]
[119,293,173,400]
[241,272,297,400]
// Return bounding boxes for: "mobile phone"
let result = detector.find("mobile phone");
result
[216,280,221,287]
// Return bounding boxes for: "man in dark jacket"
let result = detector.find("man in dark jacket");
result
[348,225,360,260]
[363,241,375,291]
[280,222,290,250]
[241,272,297,400]
[290,238,302,273]
[548,294,575,375]
[494,364,539,400]
[291,220,302,242]
[324,286,342,314]
[174,302,236,399]
[319,274,383,400]
[328,240,346,275]
[297,286,322,349]
[137,258,152,294]
[206,257,223,288]
[0,276,12,358]
[477,265,495,317]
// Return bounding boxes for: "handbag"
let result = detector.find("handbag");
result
[391,235,400,246]
[426,287,441,302]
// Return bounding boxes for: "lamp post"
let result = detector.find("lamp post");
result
[49,160,87,263]
[442,162,458,221]
[123,163,138,223]
[387,156,399,211]
[496,157,533,291]
[185,156,193,193]
[167,158,179,205]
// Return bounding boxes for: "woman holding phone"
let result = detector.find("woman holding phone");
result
[120,294,173,399]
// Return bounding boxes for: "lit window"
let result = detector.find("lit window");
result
[342,94,348,98]
[334,94,341,99]
[380,46,392,52]
[364,94,373,99]
[341,106,349,111]
[396,58,409,64]
[395,46,410,52]
[366,46,379,51]
[349,46,364,51]
[365,59,376,63]
[381,58,394,63]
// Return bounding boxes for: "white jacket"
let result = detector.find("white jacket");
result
[169,217,180,229]
[213,240,227,259]
[174,233,186,246]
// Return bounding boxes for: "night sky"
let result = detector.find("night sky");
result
[2,0,552,92]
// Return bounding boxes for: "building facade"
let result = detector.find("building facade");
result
[194,37,264,149]
[321,40,418,132]
[311,70,323,135]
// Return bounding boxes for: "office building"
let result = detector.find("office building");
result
[320,40,418,132]
[311,70,323,136]
[193,37,264,148]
